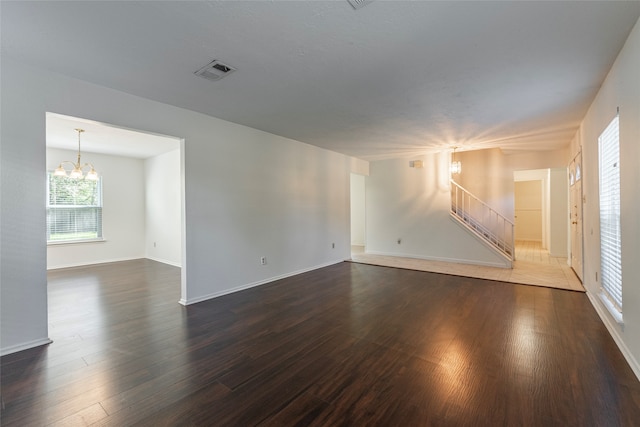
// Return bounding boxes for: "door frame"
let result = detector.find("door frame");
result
[514,169,549,249]
[568,151,584,282]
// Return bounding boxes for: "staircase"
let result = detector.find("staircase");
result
[450,180,515,263]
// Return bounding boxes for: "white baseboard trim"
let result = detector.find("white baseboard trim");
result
[47,256,181,270]
[47,256,144,270]
[146,256,182,268]
[1,338,53,357]
[179,259,344,306]
[586,290,640,381]
[363,250,510,269]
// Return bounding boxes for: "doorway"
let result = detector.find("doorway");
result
[514,169,549,251]
[513,168,569,265]
[514,180,543,244]
[45,112,185,287]
[350,173,366,255]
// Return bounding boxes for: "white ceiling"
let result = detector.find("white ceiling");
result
[3,1,640,161]
[46,113,180,159]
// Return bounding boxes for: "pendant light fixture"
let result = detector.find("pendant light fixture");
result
[451,146,461,175]
[53,128,98,180]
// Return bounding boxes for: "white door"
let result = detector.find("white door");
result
[569,153,583,281]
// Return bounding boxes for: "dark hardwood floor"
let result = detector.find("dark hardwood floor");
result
[2,259,639,426]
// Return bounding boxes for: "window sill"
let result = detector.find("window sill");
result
[47,238,106,246]
[598,291,624,326]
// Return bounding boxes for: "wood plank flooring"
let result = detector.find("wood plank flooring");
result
[351,240,584,292]
[2,259,639,426]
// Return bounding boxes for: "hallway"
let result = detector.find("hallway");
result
[350,240,584,292]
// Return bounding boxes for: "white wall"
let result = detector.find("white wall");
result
[0,58,359,355]
[145,149,181,266]
[570,17,640,378]
[548,168,568,257]
[366,153,510,268]
[350,173,366,246]
[46,148,146,269]
[458,148,514,220]
[508,148,569,170]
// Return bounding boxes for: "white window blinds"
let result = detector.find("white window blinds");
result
[598,115,622,312]
[47,173,103,242]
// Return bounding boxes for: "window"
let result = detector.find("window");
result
[47,173,103,243]
[569,165,575,186]
[598,114,622,319]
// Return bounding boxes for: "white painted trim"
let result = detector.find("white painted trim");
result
[1,338,52,356]
[179,259,344,306]
[598,290,624,325]
[146,256,182,268]
[47,256,144,270]
[586,291,640,381]
[47,238,107,246]
[364,250,510,269]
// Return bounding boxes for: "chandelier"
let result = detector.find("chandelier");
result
[53,128,98,180]
[451,146,462,175]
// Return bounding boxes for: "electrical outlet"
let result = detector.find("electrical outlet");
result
[261,256,267,265]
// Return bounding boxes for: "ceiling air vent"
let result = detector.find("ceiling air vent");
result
[347,0,374,10]
[194,59,237,81]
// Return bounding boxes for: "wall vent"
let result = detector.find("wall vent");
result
[347,0,374,10]
[194,59,237,81]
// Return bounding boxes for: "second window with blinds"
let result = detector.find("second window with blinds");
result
[598,114,623,323]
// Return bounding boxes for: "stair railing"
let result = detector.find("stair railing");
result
[450,180,515,261]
